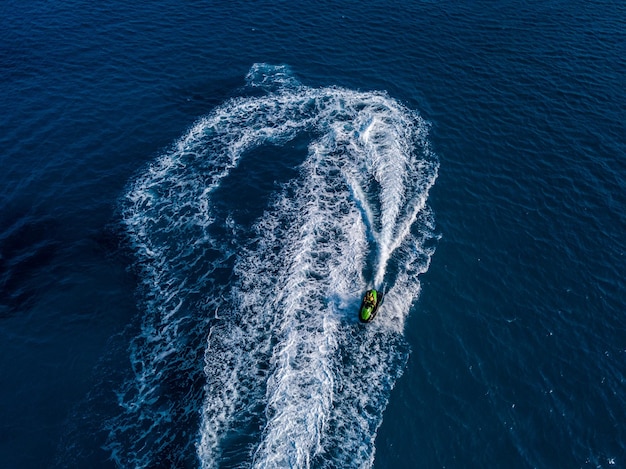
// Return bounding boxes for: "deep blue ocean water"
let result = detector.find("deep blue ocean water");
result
[2,1,625,468]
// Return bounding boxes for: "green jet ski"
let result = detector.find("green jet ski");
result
[359,289,381,323]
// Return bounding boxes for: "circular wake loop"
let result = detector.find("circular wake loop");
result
[112,64,438,468]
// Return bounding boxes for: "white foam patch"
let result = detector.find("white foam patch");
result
[110,64,438,468]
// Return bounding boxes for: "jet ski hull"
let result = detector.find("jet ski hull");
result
[359,289,381,323]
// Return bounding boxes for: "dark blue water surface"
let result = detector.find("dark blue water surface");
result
[1,1,625,468]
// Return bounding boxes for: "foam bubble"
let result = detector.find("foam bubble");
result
[110,64,438,468]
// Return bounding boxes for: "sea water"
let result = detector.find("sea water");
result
[1,1,625,468]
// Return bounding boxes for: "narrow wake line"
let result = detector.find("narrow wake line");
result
[109,64,438,469]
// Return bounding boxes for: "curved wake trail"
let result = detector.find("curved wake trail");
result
[109,64,438,468]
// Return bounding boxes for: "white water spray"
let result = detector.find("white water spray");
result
[112,64,438,469]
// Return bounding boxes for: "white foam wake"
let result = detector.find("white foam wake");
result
[112,64,438,468]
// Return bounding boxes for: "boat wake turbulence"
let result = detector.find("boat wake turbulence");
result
[108,64,439,468]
